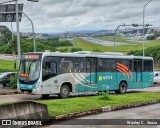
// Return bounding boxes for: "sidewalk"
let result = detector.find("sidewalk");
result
[0,87,17,95]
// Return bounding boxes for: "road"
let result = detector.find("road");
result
[0,86,160,128]
[43,103,160,128]
[81,37,135,46]
[0,86,160,102]
[0,94,41,102]
[0,54,16,60]
[126,37,147,43]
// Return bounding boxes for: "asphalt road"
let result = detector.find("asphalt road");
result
[0,54,16,60]
[43,103,160,128]
[0,86,160,102]
[0,94,41,102]
[0,86,160,128]
[81,37,135,46]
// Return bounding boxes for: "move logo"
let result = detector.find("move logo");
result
[116,63,133,79]
[99,76,113,81]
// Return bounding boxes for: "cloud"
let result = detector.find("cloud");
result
[0,0,159,33]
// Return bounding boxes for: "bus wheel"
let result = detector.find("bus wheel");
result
[115,82,127,94]
[41,94,50,99]
[59,85,70,98]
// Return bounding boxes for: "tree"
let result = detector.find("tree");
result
[147,35,156,40]
[0,26,12,45]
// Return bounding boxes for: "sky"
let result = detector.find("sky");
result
[0,0,160,33]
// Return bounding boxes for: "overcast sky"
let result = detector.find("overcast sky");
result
[0,0,160,33]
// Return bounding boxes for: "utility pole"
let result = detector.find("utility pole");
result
[22,12,36,52]
[143,0,152,56]
[15,0,21,61]
[114,24,125,52]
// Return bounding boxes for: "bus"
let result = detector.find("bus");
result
[17,51,153,98]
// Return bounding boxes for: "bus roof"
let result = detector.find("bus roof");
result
[24,51,153,60]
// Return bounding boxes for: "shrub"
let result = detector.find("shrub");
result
[10,75,17,89]
[69,47,82,52]
[147,35,156,40]
[98,91,110,100]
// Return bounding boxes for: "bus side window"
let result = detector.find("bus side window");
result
[134,61,137,72]
[129,60,133,71]
[98,59,103,72]
[42,57,58,81]
[60,58,73,73]
[50,62,57,74]
[137,61,142,72]
[143,60,153,72]
[73,58,84,73]
[42,61,50,77]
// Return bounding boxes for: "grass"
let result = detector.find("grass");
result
[0,102,11,105]
[97,36,160,46]
[56,46,73,51]
[38,92,160,117]
[0,60,18,72]
[71,36,160,54]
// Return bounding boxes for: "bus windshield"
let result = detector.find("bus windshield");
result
[19,60,41,82]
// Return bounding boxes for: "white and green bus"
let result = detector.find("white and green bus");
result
[17,51,153,98]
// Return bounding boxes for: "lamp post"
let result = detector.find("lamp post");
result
[143,0,152,57]
[114,23,152,53]
[22,12,36,52]
[15,0,39,61]
[15,0,21,61]
[114,24,125,52]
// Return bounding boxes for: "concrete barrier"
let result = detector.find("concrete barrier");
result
[0,101,49,120]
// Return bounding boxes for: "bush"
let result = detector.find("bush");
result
[10,75,17,89]
[147,35,156,40]
[98,91,110,100]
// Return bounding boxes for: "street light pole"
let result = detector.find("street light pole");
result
[143,0,152,57]
[11,22,14,40]
[22,12,36,52]
[113,23,152,53]
[15,0,21,61]
[114,24,125,52]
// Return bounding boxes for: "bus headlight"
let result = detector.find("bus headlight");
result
[35,82,40,89]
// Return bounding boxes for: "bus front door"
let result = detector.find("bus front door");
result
[86,58,97,90]
[133,59,142,87]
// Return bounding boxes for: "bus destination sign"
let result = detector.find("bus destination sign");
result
[22,55,41,59]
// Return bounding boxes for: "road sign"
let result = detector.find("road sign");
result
[0,4,23,22]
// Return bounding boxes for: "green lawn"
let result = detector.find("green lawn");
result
[0,60,18,72]
[71,36,160,53]
[0,102,11,105]
[56,46,73,50]
[39,92,160,117]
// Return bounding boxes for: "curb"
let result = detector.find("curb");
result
[0,91,18,95]
[53,99,160,120]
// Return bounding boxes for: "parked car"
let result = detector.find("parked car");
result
[0,72,17,89]
[153,71,160,84]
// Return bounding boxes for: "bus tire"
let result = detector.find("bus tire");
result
[115,82,127,94]
[41,94,50,99]
[59,85,70,98]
